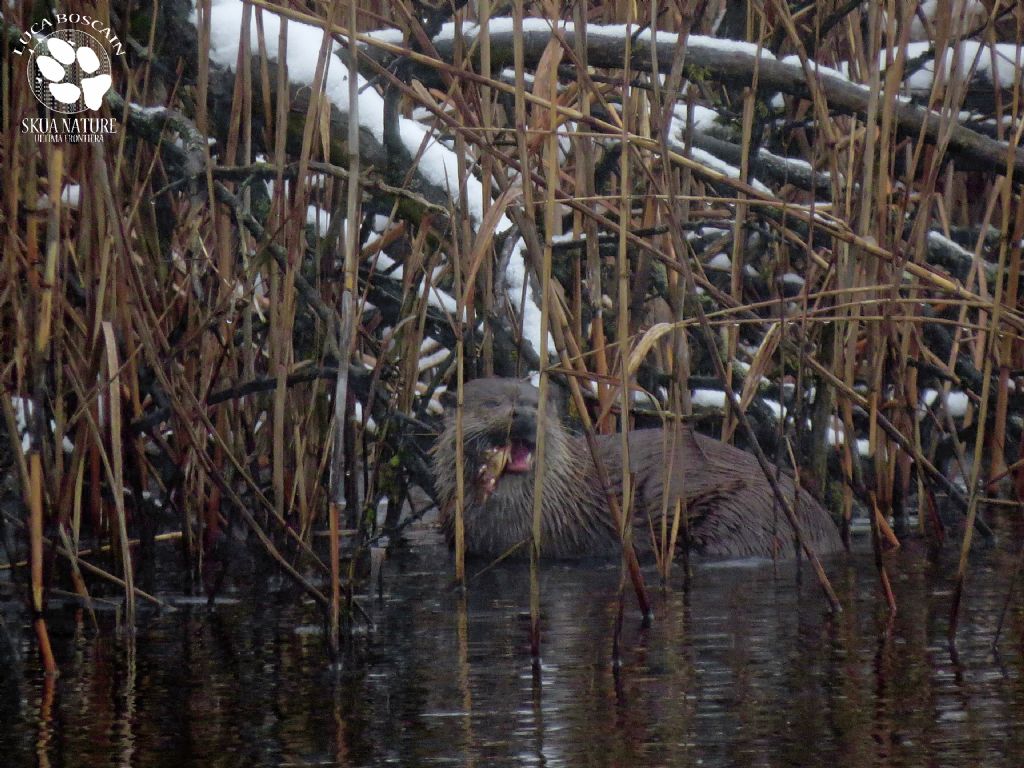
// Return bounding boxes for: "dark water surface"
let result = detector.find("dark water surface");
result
[2,522,1024,768]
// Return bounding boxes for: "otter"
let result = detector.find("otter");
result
[432,378,844,560]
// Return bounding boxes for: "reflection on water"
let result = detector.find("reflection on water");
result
[2,521,1024,767]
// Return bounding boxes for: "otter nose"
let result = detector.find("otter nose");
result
[509,406,538,440]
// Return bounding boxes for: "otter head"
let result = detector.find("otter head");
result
[430,378,569,518]
[432,378,616,558]
[434,379,559,502]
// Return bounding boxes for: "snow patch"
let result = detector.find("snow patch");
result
[691,389,726,409]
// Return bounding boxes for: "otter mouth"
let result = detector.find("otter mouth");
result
[475,438,535,501]
[503,439,535,474]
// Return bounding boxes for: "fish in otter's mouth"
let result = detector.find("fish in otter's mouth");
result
[475,437,535,502]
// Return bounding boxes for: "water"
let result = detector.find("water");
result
[2,520,1024,768]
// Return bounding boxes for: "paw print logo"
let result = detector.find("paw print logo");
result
[27,30,112,114]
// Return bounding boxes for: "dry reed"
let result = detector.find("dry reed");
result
[1,0,1022,666]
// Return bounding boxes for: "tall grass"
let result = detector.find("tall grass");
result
[1,0,1022,667]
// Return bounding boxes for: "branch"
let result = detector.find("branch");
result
[363,22,1024,177]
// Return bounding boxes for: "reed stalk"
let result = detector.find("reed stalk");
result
[613,1,637,654]
[29,454,57,676]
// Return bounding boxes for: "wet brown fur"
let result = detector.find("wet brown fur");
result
[432,378,844,560]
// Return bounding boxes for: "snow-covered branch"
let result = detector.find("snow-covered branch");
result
[364,19,1024,177]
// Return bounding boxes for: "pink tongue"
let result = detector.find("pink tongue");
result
[506,442,533,472]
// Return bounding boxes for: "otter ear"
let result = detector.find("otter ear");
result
[545,378,568,416]
[438,385,458,412]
